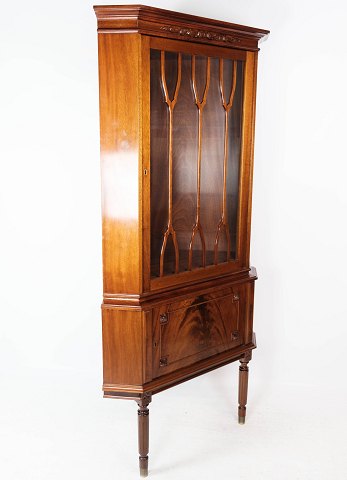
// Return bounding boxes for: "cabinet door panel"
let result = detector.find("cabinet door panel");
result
[152,285,245,377]
[150,45,244,280]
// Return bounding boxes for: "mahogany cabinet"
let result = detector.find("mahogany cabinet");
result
[94,5,269,476]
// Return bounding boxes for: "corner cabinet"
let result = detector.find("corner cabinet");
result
[94,5,269,477]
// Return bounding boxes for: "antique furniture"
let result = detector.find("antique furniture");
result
[94,4,269,476]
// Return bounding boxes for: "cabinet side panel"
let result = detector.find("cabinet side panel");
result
[102,308,144,386]
[238,51,258,268]
[244,280,255,344]
[98,33,141,294]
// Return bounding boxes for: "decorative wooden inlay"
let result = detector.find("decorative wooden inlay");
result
[160,25,242,44]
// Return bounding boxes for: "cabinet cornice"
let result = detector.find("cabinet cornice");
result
[93,5,269,51]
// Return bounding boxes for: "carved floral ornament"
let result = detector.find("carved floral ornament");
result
[160,25,241,44]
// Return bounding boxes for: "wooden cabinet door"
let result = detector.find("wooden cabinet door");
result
[152,284,247,377]
[149,39,246,284]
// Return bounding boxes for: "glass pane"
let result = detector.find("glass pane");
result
[150,48,244,278]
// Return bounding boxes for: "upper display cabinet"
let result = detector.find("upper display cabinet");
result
[94,5,269,295]
[150,44,244,278]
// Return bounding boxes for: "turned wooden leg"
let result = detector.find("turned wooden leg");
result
[238,351,252,424]
[136,393,152,477]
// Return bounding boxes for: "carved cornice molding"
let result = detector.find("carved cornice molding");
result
[94,5,269,51]
[159,25,241,44]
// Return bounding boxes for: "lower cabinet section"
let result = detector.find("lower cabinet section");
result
[152,283,249,378]
[102,276,255,391]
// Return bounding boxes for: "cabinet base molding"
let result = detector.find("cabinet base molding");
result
[103,334,256,398]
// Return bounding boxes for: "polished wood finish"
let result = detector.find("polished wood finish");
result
[239,51,259,267]
[94,5,268,476]
[98,33,142,294]
[152,285,244,377]
[102,307,145,386]
[137,393,152,477]
[238,350,252,424]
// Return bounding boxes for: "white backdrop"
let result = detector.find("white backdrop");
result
[1,1,347,479]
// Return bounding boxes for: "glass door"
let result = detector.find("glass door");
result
[150,43,245,280]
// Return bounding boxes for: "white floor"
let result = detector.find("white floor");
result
[1,364,346,480]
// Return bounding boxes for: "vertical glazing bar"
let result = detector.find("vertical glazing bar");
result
[188,56,210,270]
[214,59,237,264]
[159,51,182,276]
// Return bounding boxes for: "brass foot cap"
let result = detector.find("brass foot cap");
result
[140,467,148,477]
[238,416,245,425]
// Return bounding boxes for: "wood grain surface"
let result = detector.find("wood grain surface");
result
[98,33,142,294]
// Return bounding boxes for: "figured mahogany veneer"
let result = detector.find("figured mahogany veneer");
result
[94,5,268,477]
[153,285,244,376]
